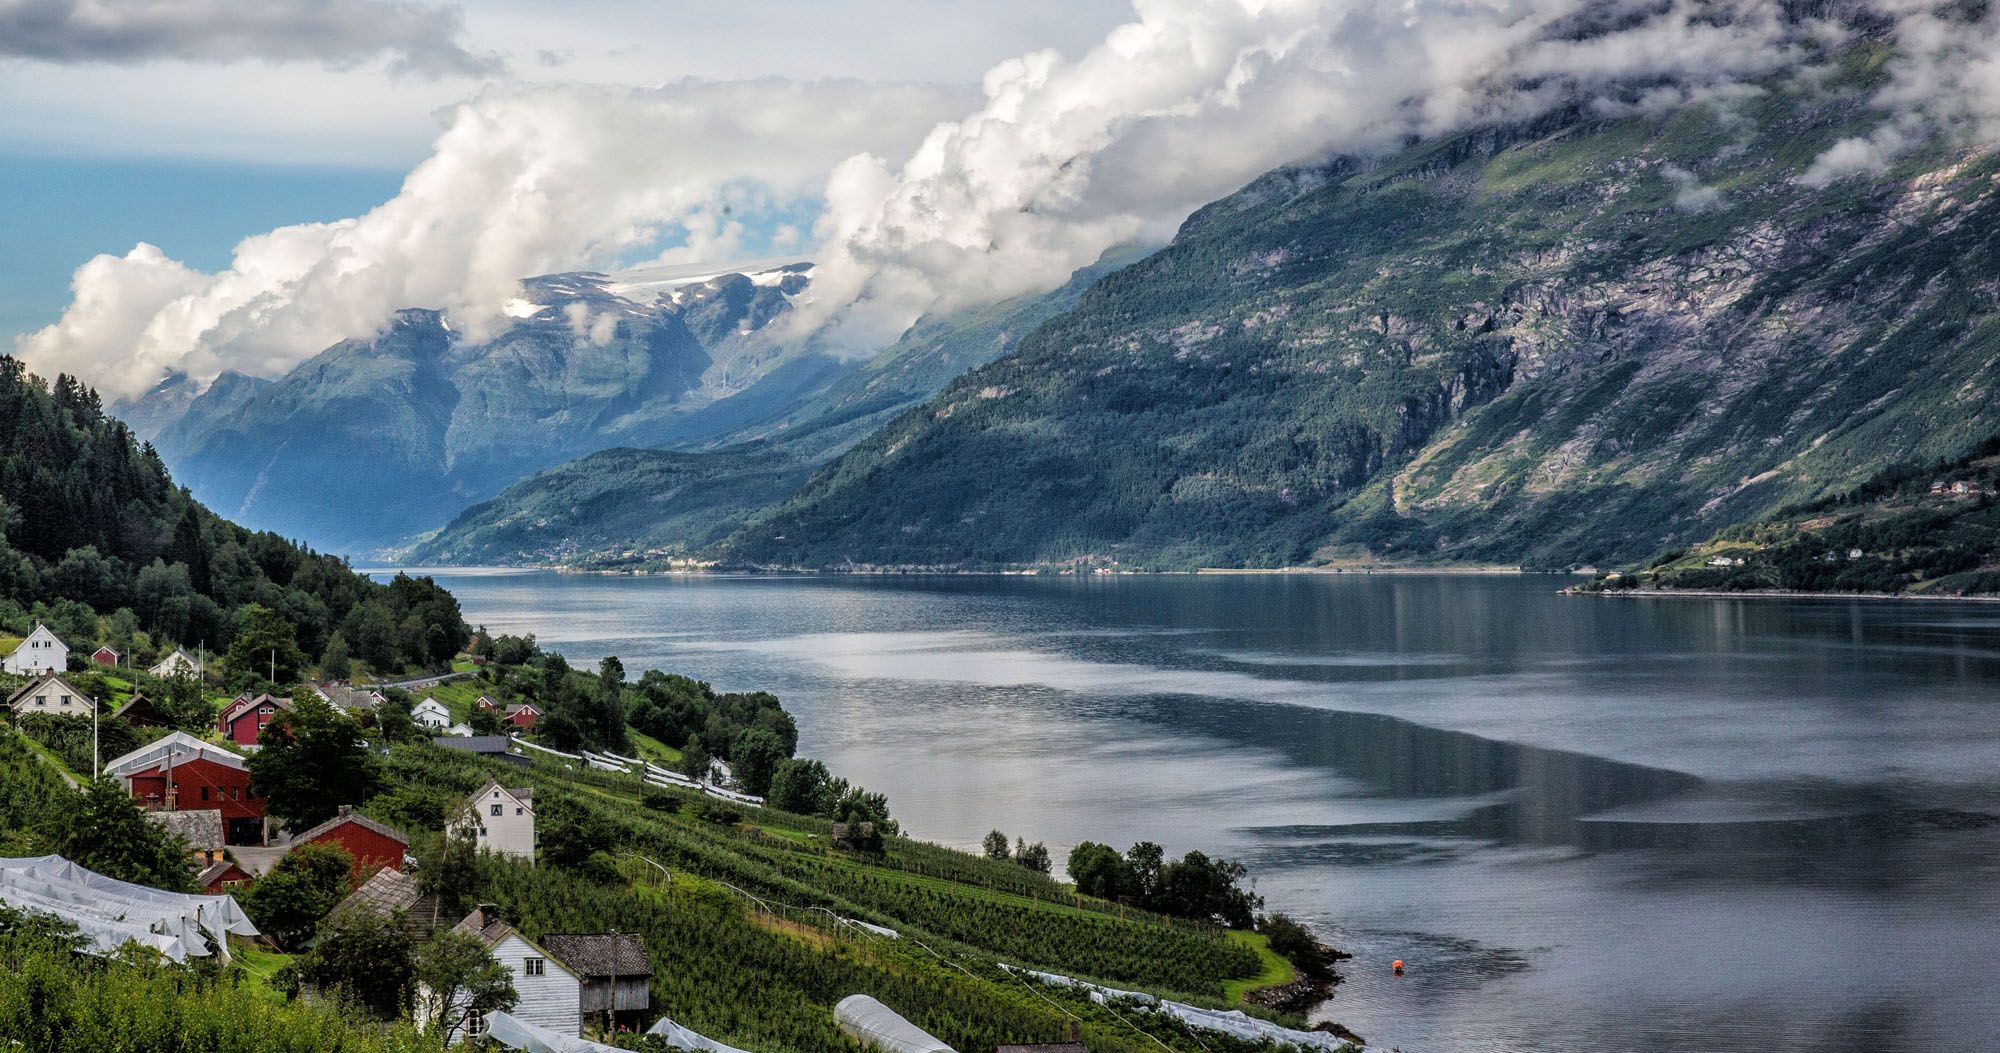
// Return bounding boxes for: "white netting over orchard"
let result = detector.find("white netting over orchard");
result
[834,995,956,1053]
[0,855,258,962]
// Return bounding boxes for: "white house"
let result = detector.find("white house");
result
[412,696,452,728]
[5,673,98,718]
[3,624,68,676]
[444,722,475,738]
[425,906,579,1042]
[148,648,202,679]
[448,776,536,861]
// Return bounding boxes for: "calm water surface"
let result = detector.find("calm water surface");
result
[381,570,2000,1053]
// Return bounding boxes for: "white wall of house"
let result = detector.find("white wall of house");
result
[4,625,67,676]
[413,698,451,728]
[148,650,200,678]
[494,932,581,1037]
[449,782,536,861]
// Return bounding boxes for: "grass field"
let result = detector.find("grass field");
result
[1221,930,1297,1003]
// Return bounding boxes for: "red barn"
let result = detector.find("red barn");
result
[504,702,541,729]
[474,694,501,713]
[105,732,268,845]
[217,693,293,747]
[91,646,120,666]
[294,806,409,879]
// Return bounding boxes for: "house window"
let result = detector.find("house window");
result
[516,808,524,815]
[201,787,211,802]
[491,803,503,817]
[523,957,545,976]
[34,696,45,706]
[59,695,71,705]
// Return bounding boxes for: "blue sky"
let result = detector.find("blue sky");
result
[0,153,403,348]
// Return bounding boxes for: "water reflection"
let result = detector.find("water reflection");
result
[398,570,2000,1053]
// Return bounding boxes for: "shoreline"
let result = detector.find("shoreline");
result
[1572,587,2000,604]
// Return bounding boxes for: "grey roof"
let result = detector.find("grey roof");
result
[293,807,409,849]
[147,809,224,851]
[5,673,96,711]
[196,859,244,887]
[541,933,649,977]
[452,905,517,948]
[315,683,384,713]
[330,867,455,938]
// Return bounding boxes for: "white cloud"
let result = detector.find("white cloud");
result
[0,0,501,76]
[1802,1,2000,183]
[1662,164,1724,211]
[793,0,1801,351]
[16,79,970,397]
[30,0,1945,399]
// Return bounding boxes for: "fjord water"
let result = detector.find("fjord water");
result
[396,570,2000,1052]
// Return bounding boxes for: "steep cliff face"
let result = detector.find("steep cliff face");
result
[721,48,2000,569]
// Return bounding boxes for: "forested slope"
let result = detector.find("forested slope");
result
[721,37,2000,571]
[0,356,463,672]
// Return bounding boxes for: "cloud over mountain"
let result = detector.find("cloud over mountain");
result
[0,0,501,76]
[22,0,2000,400]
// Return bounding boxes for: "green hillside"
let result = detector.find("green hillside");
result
[1584,436,2000,596]
[718,37,2000,572]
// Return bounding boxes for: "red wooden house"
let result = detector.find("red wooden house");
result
[294,806,410,879]
[474,694,501,713]
[504,702,541,729]
[217,693,293,748]
[91,646,120,666]
[106,732,269,845]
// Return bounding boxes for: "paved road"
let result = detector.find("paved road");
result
[373,669,477,690]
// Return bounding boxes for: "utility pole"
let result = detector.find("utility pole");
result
[91,695,100,780]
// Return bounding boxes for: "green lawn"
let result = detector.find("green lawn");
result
[626,728,683,764]
[231,945,295,1002]
[1220,930,1296,1003]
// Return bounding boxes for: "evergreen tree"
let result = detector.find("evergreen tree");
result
[62,779,196,892]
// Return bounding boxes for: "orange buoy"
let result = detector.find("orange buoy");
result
[1392,959,1405,975]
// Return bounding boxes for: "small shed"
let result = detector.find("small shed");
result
[543,933,651,1032]
[113,692,173,728]
[91,646,121,666]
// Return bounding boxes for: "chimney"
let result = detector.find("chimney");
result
[337,804,354,817]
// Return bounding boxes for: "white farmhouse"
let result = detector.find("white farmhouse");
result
[5,673,98,718]
[3,624,68,676]
[448,776,536,861]
[426,906,579,1042]
[147,648,202,679]
[412,696,452,728]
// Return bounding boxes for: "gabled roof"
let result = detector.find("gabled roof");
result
[104,731,245,777]
[9,623,65,654]
[541,933,649,978]
[313,682,385,713]
[413,696,450,712]
[149,648,200,673]
[450,775,535,824]
[293,807,409,849]
[329,867,455,938]
[197,859,249,888]
[504,702,540,715]
[112,693,172,726]
[218,693,292,728]
[5,673,96,711]
[92,645,120,658]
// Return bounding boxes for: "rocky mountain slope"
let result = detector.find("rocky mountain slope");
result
[403,251,1146,566]
[718,41,2000,571]
[150,265,828,553]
